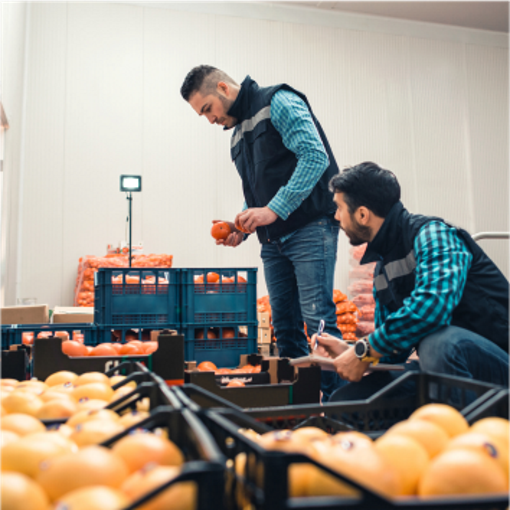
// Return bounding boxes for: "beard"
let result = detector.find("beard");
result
[218,95,235,127]
[341,218,371,246]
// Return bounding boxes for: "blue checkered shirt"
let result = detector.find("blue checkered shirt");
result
[369,221,473,362]
[242,90,329,242]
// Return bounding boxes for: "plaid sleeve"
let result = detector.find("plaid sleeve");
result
[368,221,473,357]
[267,90,329,220]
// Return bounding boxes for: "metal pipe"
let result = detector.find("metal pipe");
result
[471,232,509,241]
[128,192,132,267]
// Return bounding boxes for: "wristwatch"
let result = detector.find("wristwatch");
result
[354,338,379,365]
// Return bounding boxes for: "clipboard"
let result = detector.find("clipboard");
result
[289,355,406,372]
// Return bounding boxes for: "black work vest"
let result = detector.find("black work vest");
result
[361,202,509,353]
[228,76,339,244]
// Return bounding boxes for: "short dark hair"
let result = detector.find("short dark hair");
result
[329,162,401,218]
[180,65,236,101]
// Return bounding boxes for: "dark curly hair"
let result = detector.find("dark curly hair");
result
[180,65,236,101]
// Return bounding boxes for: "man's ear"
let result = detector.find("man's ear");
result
[356,206,371,225]
[217,81,229,97]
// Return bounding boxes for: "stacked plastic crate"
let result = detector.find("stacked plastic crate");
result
[180,268,258,367]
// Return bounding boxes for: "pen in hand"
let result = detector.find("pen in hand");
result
[314,319,325,351]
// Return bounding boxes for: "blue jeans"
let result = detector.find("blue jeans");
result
[329,325,509,402]
[261,217,343,401]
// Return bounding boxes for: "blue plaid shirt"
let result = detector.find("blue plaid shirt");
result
[242,90,329,242]
[369,221,473,362]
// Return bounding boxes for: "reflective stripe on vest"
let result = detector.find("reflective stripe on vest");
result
[231,106,271,150]
[374,250,417,291]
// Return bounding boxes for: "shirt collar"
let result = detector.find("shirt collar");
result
[360,201,405,264]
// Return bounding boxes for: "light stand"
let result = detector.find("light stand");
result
[120,175,142,268]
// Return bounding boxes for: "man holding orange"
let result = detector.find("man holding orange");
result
[181,65,344,400]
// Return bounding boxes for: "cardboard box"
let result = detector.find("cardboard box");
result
[257,312,271,328]
[52,306,94,324]
[1,305,49,325]
[258,328,271,344]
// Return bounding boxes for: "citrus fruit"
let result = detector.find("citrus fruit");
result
[1,472,49,510]
[143,341,158,354]
[76,398,108,411]
[471,417,509,450]
[36,445,129,501]
[418,448,508,496]
[211,222,231,240]
[62,341,88,357]
[66,408,120,428]
[90,344,118,357]
[74,372,110,386]
[39,389,76,403]
[45,371,78,387]
[384,419,449,458]
[409,403,469,438]
[119,343,140,355]
[292,426,330,443]
[1,413,45,436]
[0,429,20,447]
[70,419,124,447]
[375,433,430,495]
[36,398,78,420]
[118,410,150,428]
[2,391,43,416]
[53,485,129,510]
[197,361,217,371]
[72,382,114,402]
[112,431,184,473]
[121,464,196,510]
[226,379,245,387]
[206,272,220,283]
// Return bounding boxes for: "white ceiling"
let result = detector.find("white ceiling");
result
[279,2,509,32]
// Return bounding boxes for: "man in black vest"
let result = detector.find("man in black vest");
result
[181,66,344,400]
[314,162,508,398]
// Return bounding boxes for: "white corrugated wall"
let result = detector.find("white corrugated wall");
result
[2,1,508,308]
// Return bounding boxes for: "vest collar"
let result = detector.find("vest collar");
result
[361,201,406,264]
[226,75,258,129]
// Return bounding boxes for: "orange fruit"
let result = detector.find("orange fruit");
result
[118,410,150,429]
[444,431,509,478]
[119,343,140,355]
[206,272,220,283]
[215,368,233,375]
[74,372,110,387]
[36,398,78,420]
[16,380,49,393]
[22,332,34,345]
[1,472,49,510]
[111,342,123,353]
[1,378,19,387]
[409,404,469,438]
[45,371,78,387]
[2,391,43,416]
[70,419,124,447]
[90,344,118,357]
[76,399,109,411]
[72,382,114,402]
[112,431,184,473]
[66,408,120,428]
[53,485,129,510]
[1,413,45,436]
[418,448,508,496]
[1,434,76,478]
[211,222,231,240]
[36,446,129,501]
[111,386,136,403]
[471,417,509,450]
[39,389,76,403]
[121,464,196,510]
[197,361,217,372]
[222,328,235,339]
[143,341,158,354]
[0,429,20,447]
[291,426,329,443]
[384,418,449,458]
[62,340,89,357]
[227,379,246,388]
[127,340,144,349]
[375,433,430,495]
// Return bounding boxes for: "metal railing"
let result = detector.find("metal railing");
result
[472,232,509,241]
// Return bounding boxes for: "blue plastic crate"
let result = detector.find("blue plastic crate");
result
[96,324,179,343]
[1,323,98,349]
[181,268,257,325]
[181,323,258,368]
[94,268,181,327]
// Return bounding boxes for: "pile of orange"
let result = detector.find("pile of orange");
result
[196,361,262,375]
[74,253,173,307]
[60,339,158,357]
[237,403,509,500]
[1,371,195,510]
[193,272,246,285]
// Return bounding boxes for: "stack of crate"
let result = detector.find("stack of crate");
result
[257,310,272,356]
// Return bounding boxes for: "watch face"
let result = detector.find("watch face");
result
[354,340,366,358]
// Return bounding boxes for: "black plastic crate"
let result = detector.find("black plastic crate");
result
[181,323,258,367]
[464,389,509,423]
[100,407,227,510]
[94,267,180,326]
[203,407,509,510]
[181,268,257,325]
[95,324,179,343]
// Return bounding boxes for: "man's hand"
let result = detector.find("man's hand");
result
[312,332,350,359]
[235,207,278,234]
[212,220,244,247]
[333,346,371,382]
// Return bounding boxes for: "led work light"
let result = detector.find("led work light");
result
[120,175,142,192]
